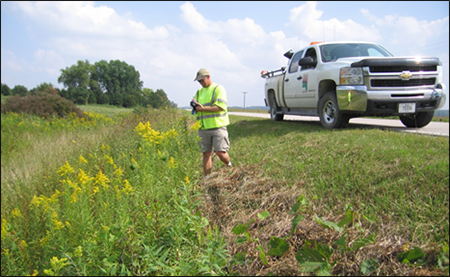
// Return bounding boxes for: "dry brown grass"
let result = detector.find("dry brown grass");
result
[197,164,446,276]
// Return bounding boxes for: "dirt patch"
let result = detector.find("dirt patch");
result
[198,165,446,276]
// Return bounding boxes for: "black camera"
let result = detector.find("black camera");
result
[190,100,199,109]
[190,100,199,114]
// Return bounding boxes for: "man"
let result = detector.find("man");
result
[192,68,232,177]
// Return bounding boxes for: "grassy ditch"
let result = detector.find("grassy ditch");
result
[1,106,448,276]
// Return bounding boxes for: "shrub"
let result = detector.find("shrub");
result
[11,85,28,96]
[1,83,12,96]
[1,91,84,118]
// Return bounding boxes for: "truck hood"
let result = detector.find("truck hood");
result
[349,57,441,67]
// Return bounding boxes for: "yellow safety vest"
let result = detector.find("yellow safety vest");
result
[194,83,229,129]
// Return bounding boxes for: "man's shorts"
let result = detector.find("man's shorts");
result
[198,127,230,153]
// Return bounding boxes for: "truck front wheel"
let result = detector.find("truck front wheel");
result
[270,94,284,121]
[318,92,349,129]
[399,111,434,128]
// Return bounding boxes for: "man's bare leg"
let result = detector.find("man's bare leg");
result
[215,151,230,166]
[202,152,213,176]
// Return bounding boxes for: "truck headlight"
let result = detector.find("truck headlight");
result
[340,67,364,85]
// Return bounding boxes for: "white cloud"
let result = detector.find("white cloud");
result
[361,8,449,50]
[287,1,382,43]
[15,1,169,40]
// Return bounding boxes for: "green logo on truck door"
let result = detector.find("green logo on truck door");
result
[302,73,308,92]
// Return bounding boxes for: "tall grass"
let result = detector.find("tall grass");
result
[1,108,228,276]
[1,106,448,275]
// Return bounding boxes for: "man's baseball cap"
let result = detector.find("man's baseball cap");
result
[194,68,210,81]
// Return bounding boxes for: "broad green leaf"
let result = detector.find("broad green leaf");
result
[351,234,376,251]
[290,203,301,214]
[290,215,304,235]
[257,210,270,220]
[297,194,309,206]
[234,252,246,265]
[337,210,353,227]
[397,247,424,264]
[257,245,268,265]
[314,214,342,232]
[232,224,247,235]
[360,259,379,275]
[236,236,248,244]
[333,235,347,249]
[267,237,290,256]
[298,262,326,273]
[296,241,328,264]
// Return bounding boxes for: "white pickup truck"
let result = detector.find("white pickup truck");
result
[261,41,446,128]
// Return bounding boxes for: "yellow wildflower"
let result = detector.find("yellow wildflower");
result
[94,171,110,188]
[121,180,134,195]
[77,169,93,186]
[168,157,177,168]
[185,176,190,185]
[52,219,65,230]
[57,161,75,177]
[11,208,23,218]
[92,186,100,195]
[79,155,88,164]
[20,240,28,248]
[74,246,83,257]
[114,166,124,178]
[26,269,38,276]
[40,232,50,246]
[70,187,82,203]
[30,195,43,208]
[104,154,114,165]
[1,218,9,239]
[50,189,61,203]
[190,121,201,131]
[164,129,178,140]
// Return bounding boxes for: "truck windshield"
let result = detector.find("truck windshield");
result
[320,43,393,62]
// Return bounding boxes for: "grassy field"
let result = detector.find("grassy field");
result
[1,104,448,276]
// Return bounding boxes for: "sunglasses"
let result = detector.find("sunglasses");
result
[198,77,207,83]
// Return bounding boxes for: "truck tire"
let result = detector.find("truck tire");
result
[318,91,349,129]
[399,111,434,128]
[269,94,284,121]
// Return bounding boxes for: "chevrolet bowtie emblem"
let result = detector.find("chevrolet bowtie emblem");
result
[399,71,413,80]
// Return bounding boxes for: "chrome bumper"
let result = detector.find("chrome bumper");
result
[336,85,446,112]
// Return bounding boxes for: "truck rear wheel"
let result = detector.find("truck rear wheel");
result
[270,94,284,121]
[318,91,349,129]
[399,111,434,128]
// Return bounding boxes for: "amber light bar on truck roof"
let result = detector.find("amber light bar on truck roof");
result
[310,41,324,45]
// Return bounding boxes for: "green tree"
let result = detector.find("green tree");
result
[1,83,11,96]
[123,94,138,108]
[11,85,28,96]
[58,60,92,89]
[68,87,90,105]
[91,60,143,106]
[151,89,171,109]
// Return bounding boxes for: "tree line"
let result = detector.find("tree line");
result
[1,59,177,109]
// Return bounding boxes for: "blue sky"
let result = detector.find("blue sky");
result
[1,1,449,109]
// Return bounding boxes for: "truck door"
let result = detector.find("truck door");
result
[283,50,303,107]
[285,48,317,108]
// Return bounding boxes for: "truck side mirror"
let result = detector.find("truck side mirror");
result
[298,57,317,67]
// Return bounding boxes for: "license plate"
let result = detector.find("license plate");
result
[398,103,416,113]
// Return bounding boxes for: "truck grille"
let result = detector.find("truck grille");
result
[371,78,436,87]
[369,65,437,73]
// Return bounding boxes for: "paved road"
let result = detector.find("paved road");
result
[228,112,449,137]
